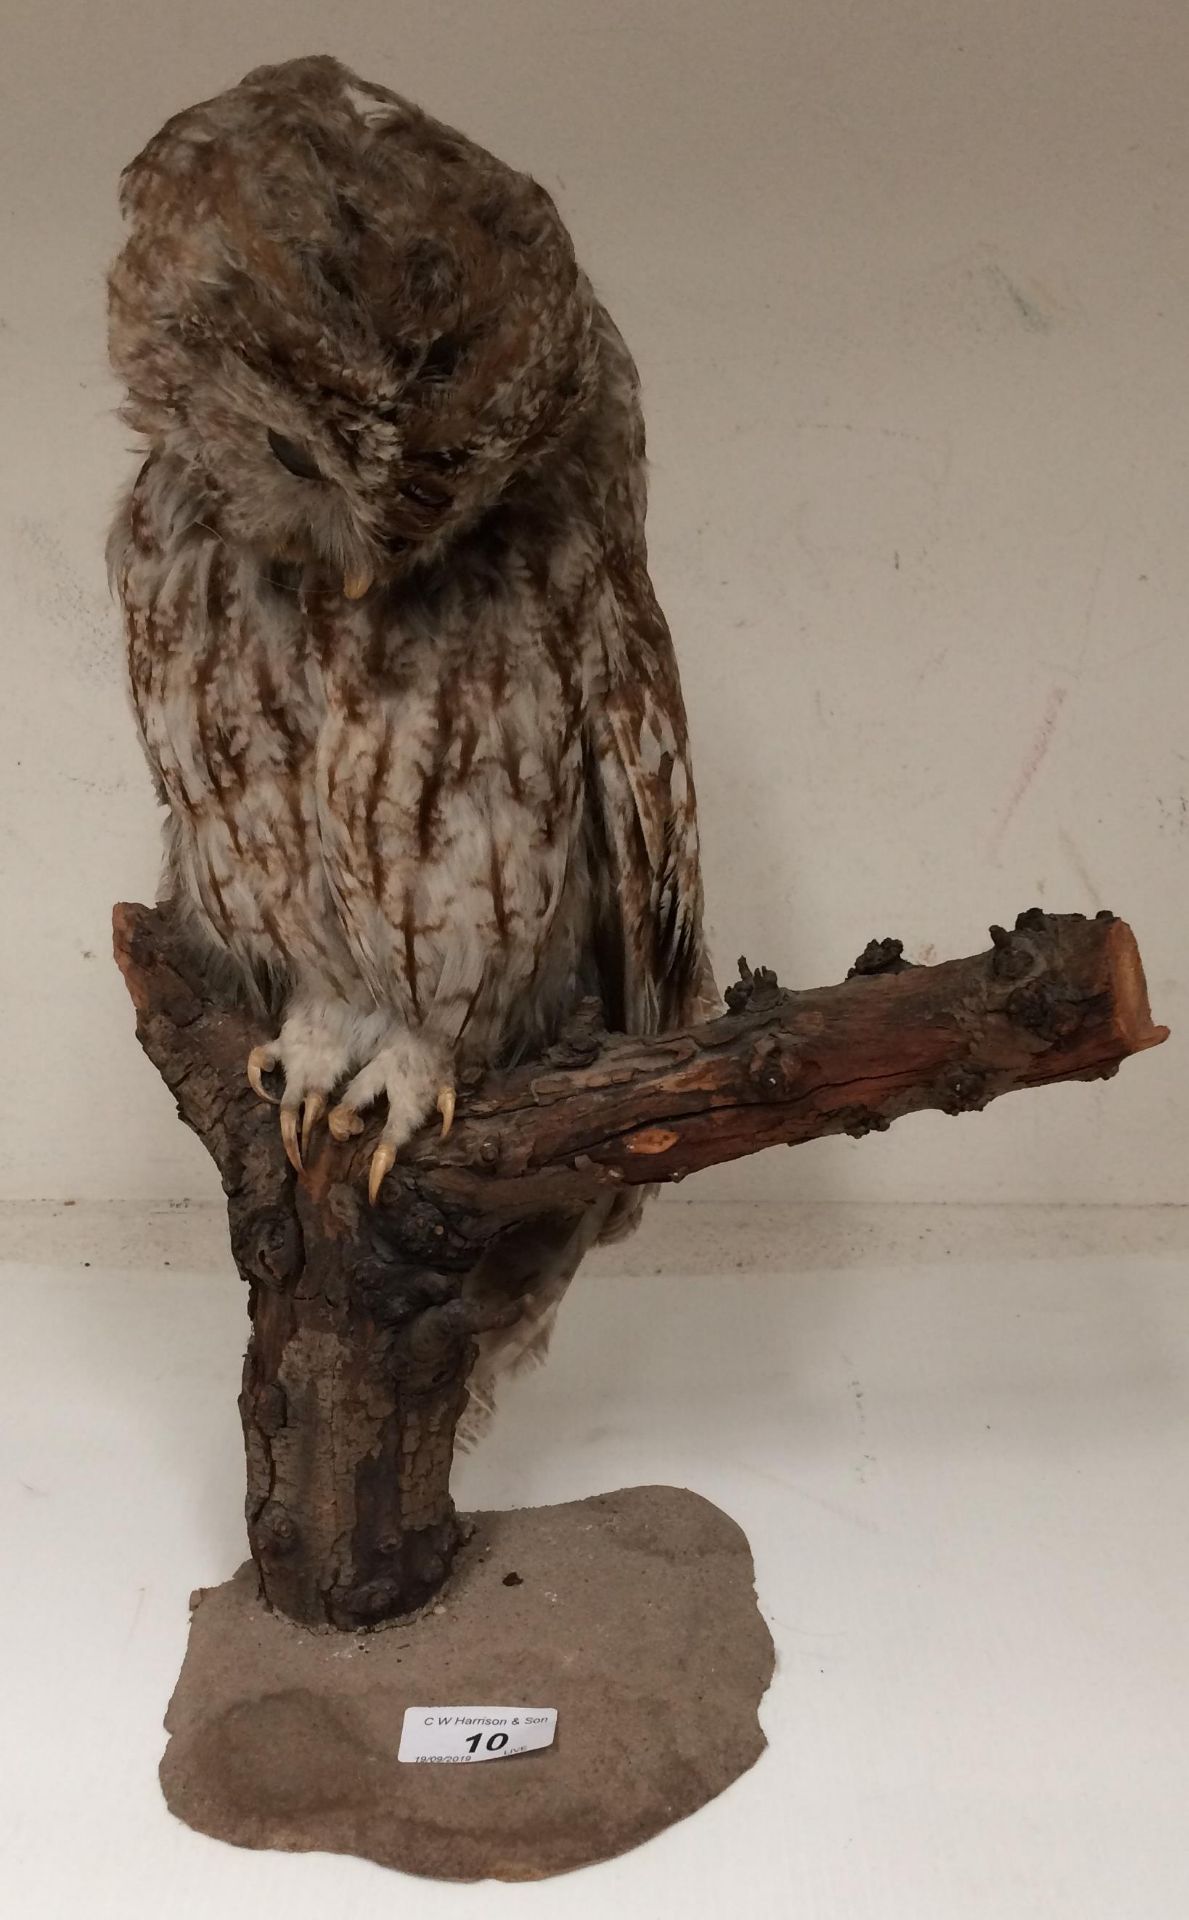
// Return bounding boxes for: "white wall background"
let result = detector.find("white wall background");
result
[1,0,1184,1205]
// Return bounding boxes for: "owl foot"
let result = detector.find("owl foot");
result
[326,1031,455,1203]
[245,1001,390,1172]
[357,1086,454,1203]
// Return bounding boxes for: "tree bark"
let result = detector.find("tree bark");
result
[113,902,1166,1629]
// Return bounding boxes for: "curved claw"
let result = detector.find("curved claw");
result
[247,1045,280,1104]
[328,1103,365,1143]
[280,1106,303,1174]
[437,1085,456,1139]
[301,1092,326,1158]
[368,1142,396,1205]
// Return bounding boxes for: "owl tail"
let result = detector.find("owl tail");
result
[456,1198,618,1446]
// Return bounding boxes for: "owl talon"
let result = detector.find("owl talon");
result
[368,1142,396,1205]
[280,1106,303,1174]
[329,1032,454,1198]
[301,1091,326,1157]
[247,1045,281,1103]
[328,1102,365,1143]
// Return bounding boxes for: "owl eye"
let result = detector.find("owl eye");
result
[267,430,324,481]
[400,480,450,511]
[417,335,464,384]
[415,446,469,473]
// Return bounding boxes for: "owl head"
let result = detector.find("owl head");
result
[108,56,600,595]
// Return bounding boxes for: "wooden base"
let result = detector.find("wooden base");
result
[160,1486,776,1882]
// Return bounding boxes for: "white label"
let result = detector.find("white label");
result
[398,1706,558,1764]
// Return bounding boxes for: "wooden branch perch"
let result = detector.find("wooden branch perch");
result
[113,902,1166,1628]
[115,903,1166,1252]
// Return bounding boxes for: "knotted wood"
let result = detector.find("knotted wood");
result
[113,902,1166,1628]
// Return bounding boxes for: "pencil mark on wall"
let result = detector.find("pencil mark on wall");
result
[850,1374,876,1483]
[15,516,112,688]
[988,684,1068,858]
[1074,538,1108,678]
[736,1459,881,1534]
[1058,828,1104,912]
[984,263,1055,334]
[903,245,1075,350]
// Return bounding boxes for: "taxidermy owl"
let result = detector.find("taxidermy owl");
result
[108,55,711,1427]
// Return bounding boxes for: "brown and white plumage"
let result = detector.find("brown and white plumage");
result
[108,56,710,1429]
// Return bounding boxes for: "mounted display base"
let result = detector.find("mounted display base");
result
[119,900,1165,1875]
[160,1485,776,1882]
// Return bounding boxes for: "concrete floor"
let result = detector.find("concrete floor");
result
[3,1199,1188,1918]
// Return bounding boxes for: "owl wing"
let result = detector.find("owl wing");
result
[587,552,711,1037]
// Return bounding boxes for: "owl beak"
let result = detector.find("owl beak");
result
[343,570,373,600]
